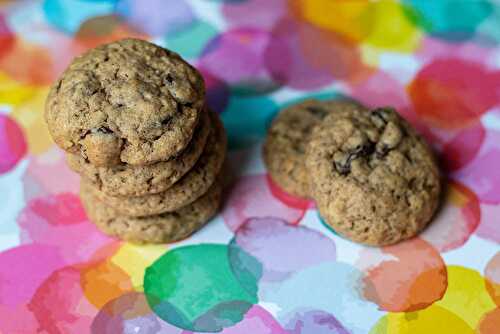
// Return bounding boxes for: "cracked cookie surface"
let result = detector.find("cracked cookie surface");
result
[67,110,210,196]
[263,99,362,197]
[45,38,205,166]
[86,111,227,216]
[306,107,441,246]
[81,179,222,244]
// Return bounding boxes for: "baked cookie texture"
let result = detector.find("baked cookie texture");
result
[85,111,227,216]
[263,99,362,197]
[81,180,222,244]
[45,38,205,166]
[306,107,441,246]
[67,110,210,196]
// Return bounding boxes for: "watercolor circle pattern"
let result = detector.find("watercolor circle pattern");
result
[144,244,259,332]
[485,252,500,306]
[222,174,307,231]
[284,309,350,334]
[259,261,383,334]
[357,238,447,312]
[228,217,336,285]
[0,113,27,174]
[43,0,116,34]
[115,0,194,36]
[403,0,493,42]
[419,181,480,252]
[91,292,182,334]
[408,58,500,129]
[199,28,280,95]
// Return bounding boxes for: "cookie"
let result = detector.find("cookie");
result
[85,111,227,216]
[67,110,210,196]
[81,179,222,244]
[306,107,441,246]
[45,38,205,166]
[263,99,361,197]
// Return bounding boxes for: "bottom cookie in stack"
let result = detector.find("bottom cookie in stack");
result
[81,180,222,243]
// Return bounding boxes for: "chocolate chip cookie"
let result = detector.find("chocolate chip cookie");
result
[306,107,441,246]
[45,38,205,166]
[263,99,361,197]
[81,180,222,244]
[85,111,227,216]
[67,110,210,196]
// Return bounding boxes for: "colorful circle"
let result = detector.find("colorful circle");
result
[357,238,447,312]
[0,113,27,174]
[229,217,336,285]
[408,58,500,129]
[144,244,258,332]
[222,174,307,231]
[199,28,280,95]
[115,0,194,36]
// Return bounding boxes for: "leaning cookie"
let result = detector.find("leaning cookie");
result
[45,38,205,166]
[67,110,210,196]
[306,107,441,246]
[81,180,222,244]
[263,99,361,197]
[85,111,227,216]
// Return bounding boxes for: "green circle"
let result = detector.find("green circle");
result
[144,244,259,332]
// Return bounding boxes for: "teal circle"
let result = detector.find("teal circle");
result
[144,244,259,332]
[164,20,219,59]
[403,0,493,41]
[221,95,278,149]
[43,0,115,34]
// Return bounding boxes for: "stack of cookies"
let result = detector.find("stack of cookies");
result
[45,38,226,243]
[264,100,441,246]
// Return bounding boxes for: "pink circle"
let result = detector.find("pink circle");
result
[266,175,313,210]
[453,128,500,204]
[0,114,27,174]
[420,181,481,252]
[222,0,287,30]
[28,266,97,333]
[17,193,114,263]
[199,28,279,94]
[476,203,500,244]
[222,174,307,231]
[0,244,65,306]
[22,147,80,200]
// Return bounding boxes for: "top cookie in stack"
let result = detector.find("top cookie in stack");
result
[45,39,226,244]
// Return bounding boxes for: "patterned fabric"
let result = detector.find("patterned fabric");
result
[0,1,499,333]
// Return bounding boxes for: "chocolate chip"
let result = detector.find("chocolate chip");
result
[165,74,174,85]
[306,106,328,119]
[161,116,172,126]
[97,126,112,134]
[334,141,374,175]
[370,108,392,128]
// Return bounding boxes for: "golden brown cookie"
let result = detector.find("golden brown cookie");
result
[81,180,222,244]
[263,99,361,197]
[45,38,205,166]
[85,111,227,216]
[306,107,441,246]
[67,110,210,196]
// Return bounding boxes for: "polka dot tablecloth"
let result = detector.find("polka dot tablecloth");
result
[1,1,499,333]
